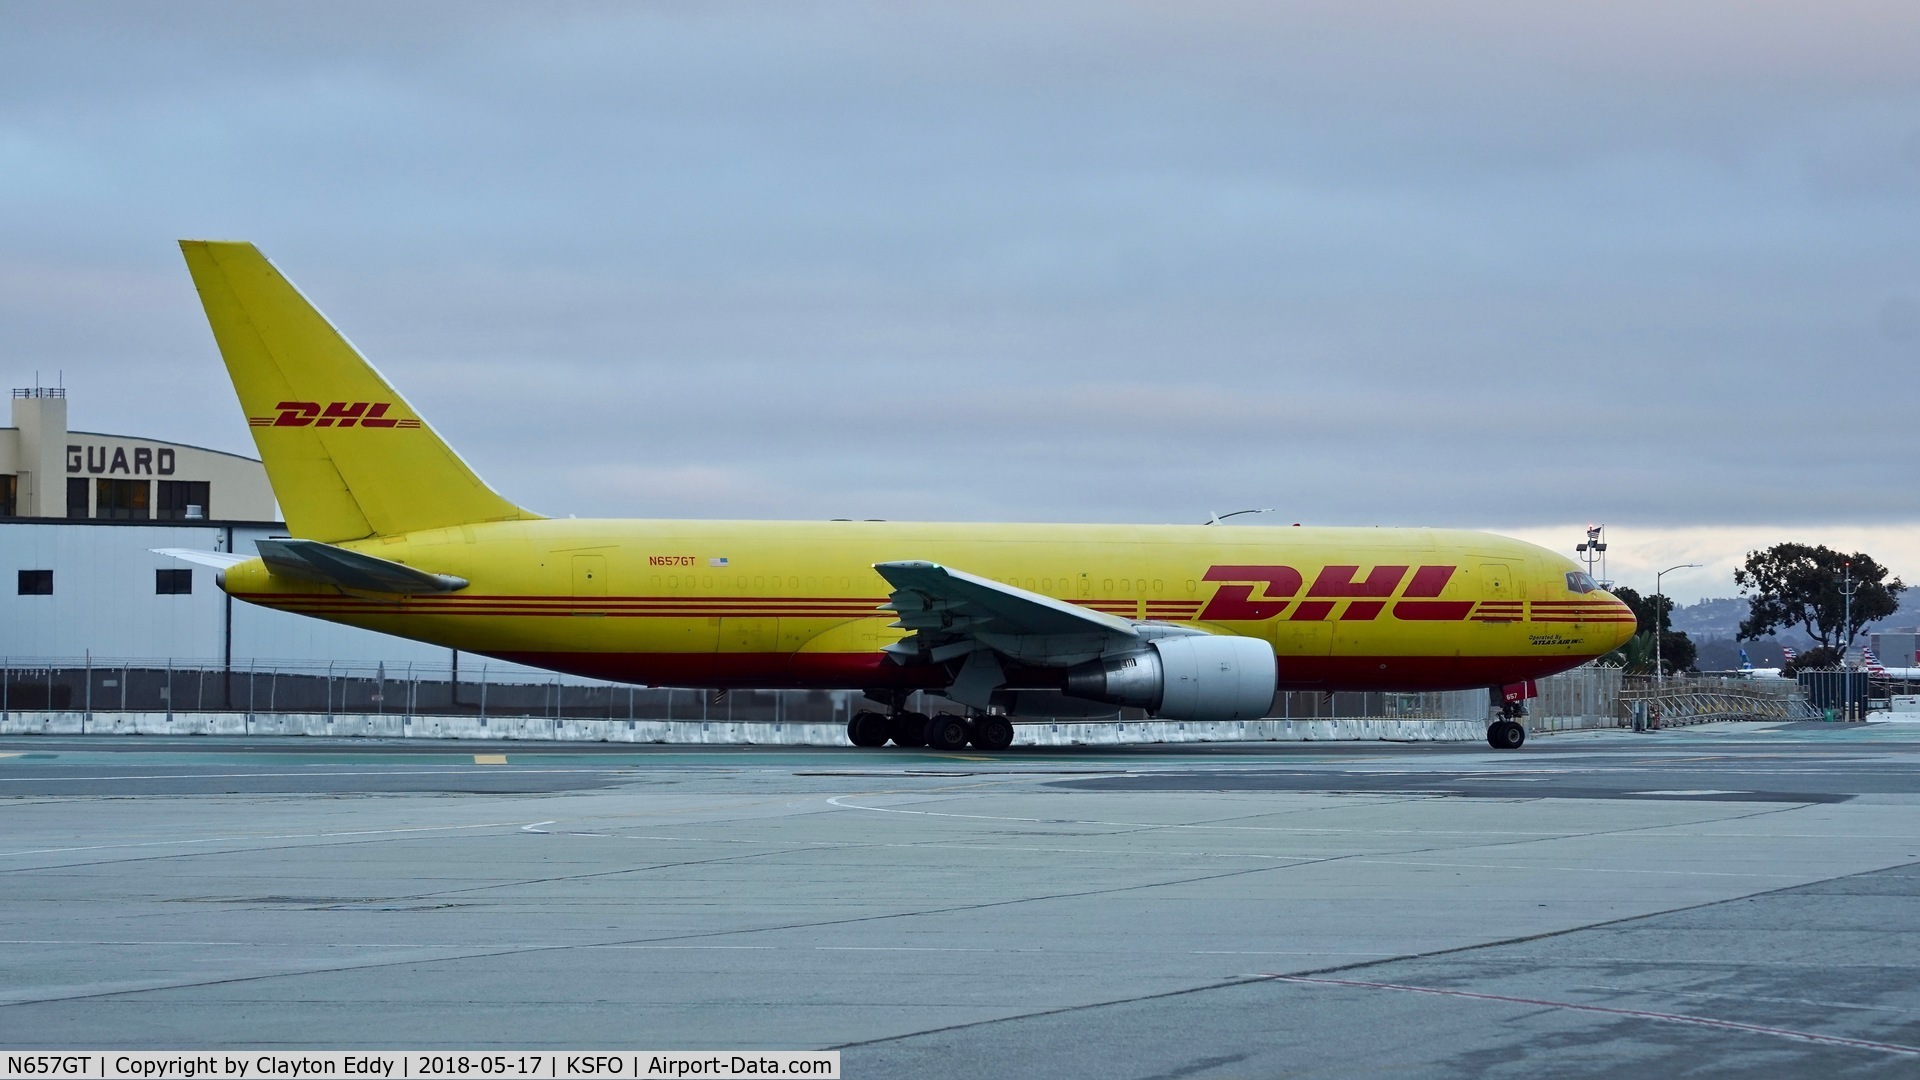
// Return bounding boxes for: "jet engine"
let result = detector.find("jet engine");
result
[1061,634,1276,722]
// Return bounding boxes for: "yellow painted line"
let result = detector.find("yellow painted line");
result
[473,754,508,765]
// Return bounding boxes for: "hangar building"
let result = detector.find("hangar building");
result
[1,385,472,670]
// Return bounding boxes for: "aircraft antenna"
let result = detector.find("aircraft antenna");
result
[1205,508,1275,526]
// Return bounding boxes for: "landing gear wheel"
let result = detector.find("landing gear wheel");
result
[925,714,973,752]
[1488,720,1526,750]
[889,712,930,748]
[847,711,891,748]
[969,716,1015,751]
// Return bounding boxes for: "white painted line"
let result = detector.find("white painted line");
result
[825,795,1578,836]
[599,945,775,951]
[1194,950,1398,957]
[543,826,1324,862]
[814,946,994,952]
[0,939,464,949]
[1576,983,1918,1016]
[0,768,634,783]
[1355,858,1786,879]
[1265,974,1920,1058]
[0,821,538,858]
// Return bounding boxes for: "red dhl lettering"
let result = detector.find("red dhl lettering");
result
[1308,565,1408,597]
[1199,564,1473,622]
[250,401,418,429]
[1197,565,1302,621]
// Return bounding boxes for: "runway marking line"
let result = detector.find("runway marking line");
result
[1575,983,1917,1017]
[0,821,536,858]
[1262,974,1920,1058]
[0,767,635,783]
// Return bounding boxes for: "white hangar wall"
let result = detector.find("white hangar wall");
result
[0,519,550,677]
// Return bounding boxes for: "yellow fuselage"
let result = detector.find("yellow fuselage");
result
[222,519,1637,692]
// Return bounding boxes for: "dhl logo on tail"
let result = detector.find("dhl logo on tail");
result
[248,401,421,429]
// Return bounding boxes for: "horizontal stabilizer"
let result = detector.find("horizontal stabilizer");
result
[151,548,251,570]
[254,538,468,594]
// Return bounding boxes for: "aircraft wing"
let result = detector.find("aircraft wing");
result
[254,538,469,594]
[873,560,1137,665]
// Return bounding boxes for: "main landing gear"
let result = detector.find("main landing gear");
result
[1486,700,1528,750]
[845,710,1016,752]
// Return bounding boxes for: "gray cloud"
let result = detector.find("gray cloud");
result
[2,1,1918,538]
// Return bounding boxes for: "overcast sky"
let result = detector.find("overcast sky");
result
[3,2,1917,602]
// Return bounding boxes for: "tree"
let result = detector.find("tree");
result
[1602,586,1696,674]
[1600,630,1659,674]
[1735,544,1906,651]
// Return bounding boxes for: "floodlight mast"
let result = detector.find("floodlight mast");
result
[1842,560,1856,667]
[1575,525,1609,588]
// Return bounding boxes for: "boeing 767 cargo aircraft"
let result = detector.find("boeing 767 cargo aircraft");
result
[164,241,1636,752]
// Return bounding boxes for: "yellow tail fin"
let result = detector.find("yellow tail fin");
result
[180,240,536,541]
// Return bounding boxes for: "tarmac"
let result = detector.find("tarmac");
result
[2,720,1918,1078]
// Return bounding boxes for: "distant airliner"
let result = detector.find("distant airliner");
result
[1864,648,1920,681]
[161,241,1635,751]
[1738,646,1793,679]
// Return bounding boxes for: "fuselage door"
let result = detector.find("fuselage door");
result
[1480,563,1514,600]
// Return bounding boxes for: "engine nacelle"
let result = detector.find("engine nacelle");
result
[1062,634,1276,722]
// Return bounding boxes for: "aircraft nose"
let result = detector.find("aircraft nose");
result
[1598,598,1638,654]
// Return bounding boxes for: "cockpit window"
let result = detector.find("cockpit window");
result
[1565,571,1598,594]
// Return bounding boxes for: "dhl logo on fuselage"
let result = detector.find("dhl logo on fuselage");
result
[248,401,422,429]
[1194,564,1630,625]
[1199,563,1470,623]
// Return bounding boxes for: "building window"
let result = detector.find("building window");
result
[156,480,211,520]
[156,568,193,594]
[96,478,150,520]
[0,474,15,517]
[67,477,90,519]
[18,569,52,595]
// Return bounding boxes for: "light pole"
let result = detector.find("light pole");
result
[1654,563,1702,709]
[1841,560,1857,667]
[1576,525,1608,588]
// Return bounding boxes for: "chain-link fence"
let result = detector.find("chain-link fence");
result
[0,656,1678,731]
[0,658,859,724]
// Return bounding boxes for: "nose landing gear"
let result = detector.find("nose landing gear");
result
[1487,718,1526,749]
[1486,699,1528,749]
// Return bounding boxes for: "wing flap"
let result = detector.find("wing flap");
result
[873,561,1137,667]
[875,561,1136,637]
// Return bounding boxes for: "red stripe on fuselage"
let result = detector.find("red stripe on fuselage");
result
[479,650,1599,694]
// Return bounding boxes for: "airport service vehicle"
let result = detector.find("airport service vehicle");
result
[165,240,1637,751]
